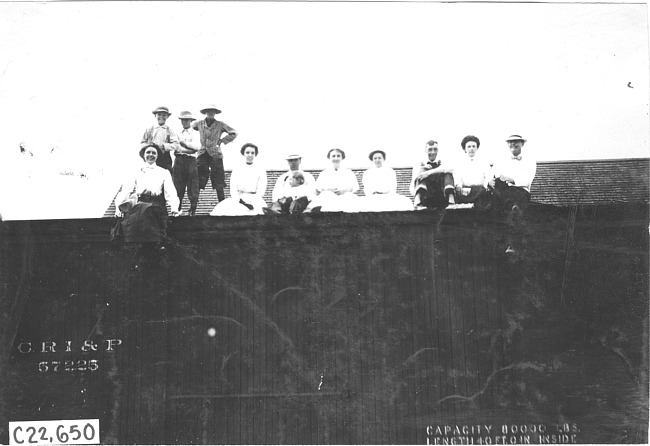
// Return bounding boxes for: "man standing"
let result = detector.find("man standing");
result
[488,134,537,213]
[271,154,316,203]
[140,106,180,172]
[174,111,201,216]
[191,104,238,203]
[410,140,455,209]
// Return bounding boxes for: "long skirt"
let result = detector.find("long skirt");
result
[211,194,267,216]
[361,193,414,212]
[120,196,167,243]
[308,191,361,213]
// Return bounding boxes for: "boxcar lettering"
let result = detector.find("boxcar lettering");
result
[17,342,32,354]
[80,341,98,352]
[40,341,56,353]
[104,339,122,351]
[539,434,577,444]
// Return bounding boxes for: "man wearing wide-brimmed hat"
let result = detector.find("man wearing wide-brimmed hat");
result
[173,111,201,216]
[271,153,316,203]
[488,134,537,212]
[140,106,181,172]
[191,104,238,203]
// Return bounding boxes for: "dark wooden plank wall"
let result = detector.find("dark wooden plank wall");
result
[0,207,648,444]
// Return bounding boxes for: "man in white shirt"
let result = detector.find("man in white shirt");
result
[271,154,316,203]
[173,111,200,216]
[488,134,537,213]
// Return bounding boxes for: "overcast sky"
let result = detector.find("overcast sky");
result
[0,1,648,218]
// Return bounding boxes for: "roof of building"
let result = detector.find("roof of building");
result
[103,158,649,217]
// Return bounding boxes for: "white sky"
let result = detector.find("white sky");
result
[0,1,648,218]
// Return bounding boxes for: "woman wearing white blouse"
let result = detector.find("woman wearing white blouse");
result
[361,150,413,212]
[310,148,360,212]
[452,135,491,207]
[211,143,267,216]
[115,145,180,217]
[113,145,180,243]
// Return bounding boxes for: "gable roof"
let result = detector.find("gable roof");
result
[103,158,649,217]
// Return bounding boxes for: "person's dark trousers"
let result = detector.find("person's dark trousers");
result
[491,179,531,214]
[490,179,531,251]
[268,196,310,214]
[197,152,226,202]
[156,152,173,172]
[417,172,454,209]
[172,155,199,213]
[289,196,310,214]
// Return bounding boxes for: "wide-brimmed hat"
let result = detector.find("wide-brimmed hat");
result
[152,106,171,116]
[505,134,527,143]
[285,153,302,160]
[139,145,163,160]
[200,104,222,114]
[178,111,196,121]
[368,150,386,161]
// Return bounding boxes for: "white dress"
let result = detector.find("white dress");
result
[211,161,268,216]
[310,166,360,212]
[361,166,413,212]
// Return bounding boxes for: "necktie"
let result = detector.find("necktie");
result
[512,155,522,160]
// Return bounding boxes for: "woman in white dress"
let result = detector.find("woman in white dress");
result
[361,150,413,212]
[310,148,360,212]
[211,143,267,216]
[451,135,491,208]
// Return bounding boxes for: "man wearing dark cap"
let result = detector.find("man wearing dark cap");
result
[191,104,238,203]
[173,111,201,216]
[140,106,180,172]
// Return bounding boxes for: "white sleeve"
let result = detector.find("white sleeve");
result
[388,168,397,194]
[272,173,287,202]
[230,168,240,201]
[347,168,360,193]
[256,168,267,200]
[512,159,537,190]
[162,169,180,212]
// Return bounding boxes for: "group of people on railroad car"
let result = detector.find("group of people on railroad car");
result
[411,134,536,216]
[114,104,536,242]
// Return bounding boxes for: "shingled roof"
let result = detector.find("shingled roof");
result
[103,158,649,217]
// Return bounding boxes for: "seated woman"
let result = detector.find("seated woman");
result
[361,150,413,212]
[452,135,491,208]
[114,145,180,243]
[211,143,267,216]
[309,148,360,212]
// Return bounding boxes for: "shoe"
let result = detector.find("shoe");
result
[189,206,197,217]
[505,246,516,254]
[310,206,322,213]
[414,205,429,211]
[263,207,279,215]
[511,204,523,218]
